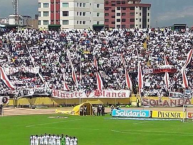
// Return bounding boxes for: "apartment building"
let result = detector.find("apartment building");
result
[104,0,151,29]
[38,0,104,30]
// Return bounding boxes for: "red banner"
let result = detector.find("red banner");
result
[143,68,177,74]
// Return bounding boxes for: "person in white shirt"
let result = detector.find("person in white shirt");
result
[30,135,34,145]
[48,134,52,145]
[39,135,44,145]
[65,135,70,145]
[56,135,61,145]
[43,133,49,145]
[52,134,57,145]
[34,135,39,145]
[74,137,78,145]
[70,137,74,145]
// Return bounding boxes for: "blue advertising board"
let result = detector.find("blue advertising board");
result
[111,109,150,118]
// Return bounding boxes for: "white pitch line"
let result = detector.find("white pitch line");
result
[39,127,100,131]
[26,119,81,128]
[111,130,193,136]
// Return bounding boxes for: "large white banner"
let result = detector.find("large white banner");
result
[4,67,39,75]
[52,89,131,99]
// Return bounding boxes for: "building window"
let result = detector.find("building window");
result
[105,1,109,4]
[117,1,121,4]
[130,12,135,16]
[77,21,79,24]
[83,12,86,16]
[77,12,78,15]
[112,10,115,12]
[140,7,142,10]
[38,20,41,25]
[148,19,150,22]
[117,19,120,22]
[62,3,69,7]
[105,13,109,16]
[130,24,135,28]
[117,7,120,10]
[117,25,120,28]
[38,3,41,8]
[148,7,150,10]
[97,21,99,25]
[80,12,82,16]
[139,25,141,28]
[111,16,115,18]
[130,19,135,22]
[83,3,86,7]
[105,8,109,11]
[140,13,141,16]
[111,4,115,6]
[148,25,150,28]
[43,3,49,8]
[38,11,41,17]
[122,13,126,16]
[140,19,141,22]
[62,11,69,16]
[80,3,82,7]
[43,20,49,25]
[43,11,49,17]
[117,13,120,16]
[83,21,85,24]
[130,7,135,10]
[148,13,150,16]
[122,1,125,4]
[105,19,109,22]
[122,7,126,10]
[97,4,100,8]
[62,20,69,25]
[122,25,126,28]
[122,19,126,22]
[97,13,100,17]
[111,21,115,24]
[80,21,82,24]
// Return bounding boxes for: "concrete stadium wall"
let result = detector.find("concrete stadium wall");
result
[7,96,193,107]
[8,97,131,106]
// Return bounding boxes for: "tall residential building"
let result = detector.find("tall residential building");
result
[104,0,151,29]
[38,0,104,30]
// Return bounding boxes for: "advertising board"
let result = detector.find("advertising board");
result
[152,111,185,119]
[188,112,193,119]
[142,98,191,107]
[112,109,150,118]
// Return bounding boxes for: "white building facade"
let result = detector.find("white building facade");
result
[38,0,104,30]
[135,6,151,29]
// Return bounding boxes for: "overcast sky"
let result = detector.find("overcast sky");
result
[0,0,192,27]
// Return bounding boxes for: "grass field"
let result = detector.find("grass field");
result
[0,114,193,145]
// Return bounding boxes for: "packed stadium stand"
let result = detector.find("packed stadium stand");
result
[0,27,192,98]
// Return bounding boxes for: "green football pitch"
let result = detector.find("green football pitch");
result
[0,114,193,145]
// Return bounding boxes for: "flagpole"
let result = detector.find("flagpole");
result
[79,52,81,104]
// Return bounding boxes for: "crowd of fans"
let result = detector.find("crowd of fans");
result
[0,27,193,97]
